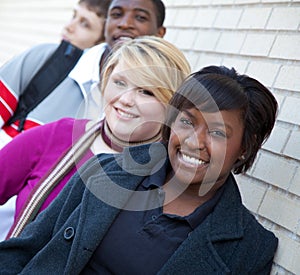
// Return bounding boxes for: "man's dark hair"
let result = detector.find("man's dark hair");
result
[151,0,165,27]
[79,0,112,17]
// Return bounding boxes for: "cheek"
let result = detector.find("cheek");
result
[103,84,117,105]
[141,102,165,122]
[168,130,181,154]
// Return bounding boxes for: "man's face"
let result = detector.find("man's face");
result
[61,3,105,49]
[104,0,166,48]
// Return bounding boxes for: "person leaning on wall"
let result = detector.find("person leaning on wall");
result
[0,36,190,240]
[0,0,111,241]
[0,0,167,241]
[0,65,278,274]
[0,0,166,148]
[0,0,112,148]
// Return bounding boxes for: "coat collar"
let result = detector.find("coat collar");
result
[160,175,244,274]
[68,143,244,273]
[68,143,168,272]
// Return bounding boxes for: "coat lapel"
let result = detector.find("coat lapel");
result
[159,175,244,274]
[67,143,168,272]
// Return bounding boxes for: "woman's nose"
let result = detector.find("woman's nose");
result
[184,129,207,151]
[118,90,135,106]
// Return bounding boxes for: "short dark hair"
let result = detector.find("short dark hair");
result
[162,65,278,174]
[79,0,112,17]
[151,0,165,27]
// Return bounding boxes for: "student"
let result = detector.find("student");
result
[0,0,166,148]
[0,0,112,148]
[0,36,190,240]
[0,0,166,240]
[0,0,111,241]
[61,0,111,49]
[0,65,278,274]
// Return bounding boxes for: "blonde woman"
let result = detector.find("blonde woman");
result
[0,36,190,239]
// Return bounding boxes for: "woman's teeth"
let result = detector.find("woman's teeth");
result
[118,109,135,118]
[182,154,206,166]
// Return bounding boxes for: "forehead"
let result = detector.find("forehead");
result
[109,0,156,14]
[75,3,99,17]
[110,60,164,93]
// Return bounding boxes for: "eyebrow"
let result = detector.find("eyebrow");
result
[110,6,151,17]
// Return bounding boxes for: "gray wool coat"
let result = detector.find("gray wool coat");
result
[0,143,278,275]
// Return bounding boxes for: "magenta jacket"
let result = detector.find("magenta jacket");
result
[0,118,93,220]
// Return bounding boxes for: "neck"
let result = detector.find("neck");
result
[101,120,161,152]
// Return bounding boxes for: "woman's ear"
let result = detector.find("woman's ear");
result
[238,148,247,161]
[239,154,246,161]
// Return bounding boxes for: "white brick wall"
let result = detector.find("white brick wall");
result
[0,0,299,273]
[0,0,77,66]
[164,1,299,274]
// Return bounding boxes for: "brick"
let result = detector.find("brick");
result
[267,7,300,30]
[211,0,235,4]
[183,51,200,72]
[272,229,300,274]
[194,53,223,70]
[221,57,248,74]
[190,0,211,5]
[164,8,178,26]
[164,0,192,6]
[236,175,267,212]
[215,32,246,54]
[246,61,280,87]
[164,0,176,6]
[273,94,285,113]
[214,8,243,29]
[173,8,198,27]
[259,189,300,233]
[270,34,300,61]
[289,168,300,197]
[235,0,261,3]
[164,28,179,45]
[192,8,218,28]
[284,130,300,161]
[172,29,198,49]
[275,65,300,92]
[263,125,290,154]
[241,33,275,56]
[193,30,220,51]
[278,97,300,126]
[238,7,272,29]
[262,0,288,2]
[261,0,290,3]
[252,153,296,189]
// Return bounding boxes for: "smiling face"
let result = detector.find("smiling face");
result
[104,0,165,48]
[168,107,244,195]
[104,61,166,142]
[61,3,105,49]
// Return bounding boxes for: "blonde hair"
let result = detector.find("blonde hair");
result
[100,36,191,104]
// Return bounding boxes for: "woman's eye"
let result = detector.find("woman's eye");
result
[179,117,193,126]
[114,80,126,87]
[139,89,154,96]
[209,130,226,138]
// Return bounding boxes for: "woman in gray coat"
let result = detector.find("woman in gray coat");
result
[0,65,278,274]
